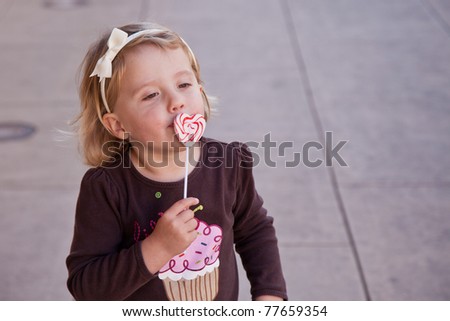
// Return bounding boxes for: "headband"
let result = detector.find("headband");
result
[90,27,197,114]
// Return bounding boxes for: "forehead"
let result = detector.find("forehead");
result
[123,44,192,75]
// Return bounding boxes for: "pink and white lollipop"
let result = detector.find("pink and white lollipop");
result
[174,113,206,198]
[174,113,206,146]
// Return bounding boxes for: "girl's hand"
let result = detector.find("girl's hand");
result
[141,197,199,274]
[152,197,199,255]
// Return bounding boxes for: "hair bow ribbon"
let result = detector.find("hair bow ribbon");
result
[90,28,128,81]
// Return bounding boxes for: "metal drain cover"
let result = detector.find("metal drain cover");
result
[43,0,88,9]
[0,122,36,142]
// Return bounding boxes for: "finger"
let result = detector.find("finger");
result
[164,197,199,218]
[177,210,195,223]
[186,229,199,243]
[186,218,199,232]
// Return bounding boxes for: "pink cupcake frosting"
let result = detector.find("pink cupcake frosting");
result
[159,218,222,281]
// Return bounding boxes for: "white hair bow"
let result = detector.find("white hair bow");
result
[90,28,128,81]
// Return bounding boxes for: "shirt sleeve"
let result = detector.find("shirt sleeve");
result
[231,143,288,300]
[66,168,154,300]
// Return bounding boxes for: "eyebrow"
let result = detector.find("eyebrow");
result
[174,69,195,78]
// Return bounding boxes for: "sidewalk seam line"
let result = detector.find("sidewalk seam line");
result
[279,0,372,301]
[420,0,450,39]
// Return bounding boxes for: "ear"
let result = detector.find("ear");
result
[102,113,128,140]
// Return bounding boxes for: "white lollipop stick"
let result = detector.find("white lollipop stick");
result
[183,146,189,198]
[173,113,206,198]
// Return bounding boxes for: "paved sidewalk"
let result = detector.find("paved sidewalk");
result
[1,0,449,300]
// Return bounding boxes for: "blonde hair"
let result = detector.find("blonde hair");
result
[73,22,212,167]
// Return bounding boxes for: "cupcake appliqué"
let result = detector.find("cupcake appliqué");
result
[158,217,222,301]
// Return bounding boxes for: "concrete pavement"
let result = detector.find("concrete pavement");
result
[0,0,449,300]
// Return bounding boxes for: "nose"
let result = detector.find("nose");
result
[168,90,185,113]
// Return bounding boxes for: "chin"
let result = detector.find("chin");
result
[171,140,186,151]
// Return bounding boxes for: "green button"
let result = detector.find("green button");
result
[155,192,162,199]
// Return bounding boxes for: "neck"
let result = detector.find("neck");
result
[129,141,201,182]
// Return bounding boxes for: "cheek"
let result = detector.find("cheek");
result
[192,91,206,114]
[139,110,168,134]
[120,112,148,135]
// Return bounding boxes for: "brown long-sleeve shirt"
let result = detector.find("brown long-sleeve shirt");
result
[66,138,287,300]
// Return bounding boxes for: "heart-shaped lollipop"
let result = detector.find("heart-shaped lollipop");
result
[173,113,206,198]
[174,113,206,146]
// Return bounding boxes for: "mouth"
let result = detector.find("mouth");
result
[168,116,178,128]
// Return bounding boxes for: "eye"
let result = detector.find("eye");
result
[143,92,159,100]
[179,83,192,89]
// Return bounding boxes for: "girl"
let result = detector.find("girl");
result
[66,22,287,301]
